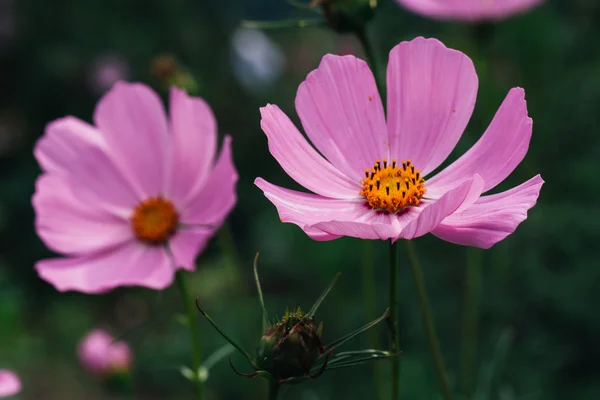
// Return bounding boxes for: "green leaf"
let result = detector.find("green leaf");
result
[326,349,393,368]
[253,253,270,331]
[202,343,235,370]
[323,353,393,371]
[308,273,341,317]
[323,308,389,352]
[195,298,258,369]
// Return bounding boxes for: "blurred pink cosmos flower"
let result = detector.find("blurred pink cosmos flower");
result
[256,37,543,248]
[33,82,237,293]
[395,0,544,21]
[78,329,133,376]
[0,370,20,398]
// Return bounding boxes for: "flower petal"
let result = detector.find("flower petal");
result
[312,211,406,241]
[179,136,237,226]
[427,88,532,195]
[260,104,361,199]
[36,241,174,293]
[395,0,544,22]
[0,370,21,398]
[33,175,132,255]
[93,81,169,197]
[169,229,213,271]
[295,54,388,180]
[34,116,105,174]
[255,177,368,241]
[387,37,478,176]
[165,88,218,205]
[431,175,543,248]
[398,174,484,240]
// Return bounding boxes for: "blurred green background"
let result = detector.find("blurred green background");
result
[1,0,600,399]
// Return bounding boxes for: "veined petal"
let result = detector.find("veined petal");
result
[387,37,478,176]
[94,81,169,197]
[395,0,544,22]
[34,116,105,174]
[260,104,361,199]
[166,87,217,205]
[168,229,213,271]
[398,174,484,240]
[180,136,237,225]
[33,175,132,255]
[427,88,532,194]
[36,241,174,293]
[432,174,543,248]
[312,211,406,241]
[296,54,388,180]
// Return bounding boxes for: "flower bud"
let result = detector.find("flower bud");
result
[317,0,380,32]
[78,329,133,377]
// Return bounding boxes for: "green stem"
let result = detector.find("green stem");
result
[361,241,385,400]
[176,270,203,400]
[403,241,453,400]
[268,381,280,400]
[389,240,401,400]
[356,27,385,102]
[459,248,483,397]
[217,223,243,287]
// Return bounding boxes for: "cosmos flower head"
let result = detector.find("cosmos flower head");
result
[256,37,543,248]
[395,0,544,22]
[33,82,238,293]
[0,370,20,398]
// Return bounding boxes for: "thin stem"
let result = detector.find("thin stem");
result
[356,27,385,102]
[361,241,385,400]
[176,270,203,400]
[459,248,483,397]
[403,241,453,400]
[389,240,401,400]
[268,381,280,400]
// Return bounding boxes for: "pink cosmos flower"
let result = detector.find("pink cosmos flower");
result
[0,370,20,398]
[395,0,544,22]
[255,37,543,248]
[78,329,133,376]
[33,82,237,293]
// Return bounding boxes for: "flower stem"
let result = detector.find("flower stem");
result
[175,270,203,400]
[403,241,453,400]
[217,223,243,288]
[268,381,280,400]
[389,240,401,400]
[356,27,385,103]
[459,248,483,397]
[361,241,385,400]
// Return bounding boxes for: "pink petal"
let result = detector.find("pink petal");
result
[33,175,132,255]
[34,116,105,174]
[260,104,361,199]
[255,177,367,241]
[427,88,532,195]
[432,175,543,248]
[93,81,169,197]
[295,54,388,180]
[180,136,237,225]
[399,174,484,240]
[387,37,478,176]
[168,229,213,271]
[165,88,217,206]
[36,241,174,293]
[0,370,20,398]
[312,211,406,241]
[395,0,544,22]
[78,329,133,375]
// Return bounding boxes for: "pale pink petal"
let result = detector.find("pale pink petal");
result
[432,175,543,248]
[34,116,105,174]
[165,88,217,205]
[312,211,406,241]
[78,329,133,375]
[295,54,388,180]
[387,37,478,176]
[180,136,237,224]
[33,175,132,255]
[427,88,532,195]
[260,104,361,199]
[399,175,484,240]
[0,370,20,398]
[36,241,174,293]
[396,0,544,22]
[169,229,213,271]
[255,177,367,241]
[93,81,169,197]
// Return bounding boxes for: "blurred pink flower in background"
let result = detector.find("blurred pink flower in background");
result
[0,370,20,398]
[78,329,132,376]
[33,82,238,293]
[256,37,543,248]
[395,0,544,21]
[88,54,130,95]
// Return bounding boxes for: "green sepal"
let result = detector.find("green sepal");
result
[308,273,341,317]
[323,308,389,353]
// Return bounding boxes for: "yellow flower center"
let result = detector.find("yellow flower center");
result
[359,159,426,213]
[131,197,179,244]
